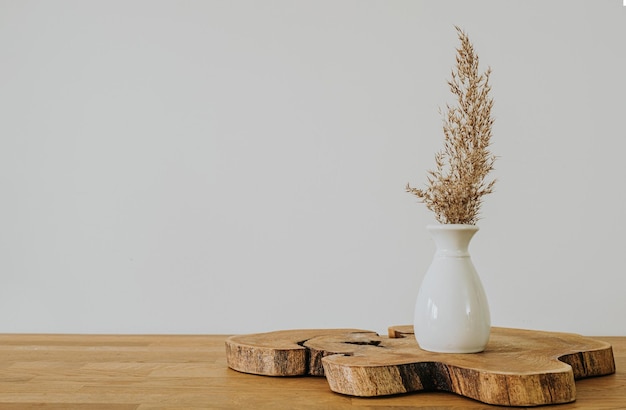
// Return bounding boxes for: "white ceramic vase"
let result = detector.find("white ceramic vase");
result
[414,224,491,353]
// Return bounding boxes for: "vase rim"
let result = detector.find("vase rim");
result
[427,223,479,231]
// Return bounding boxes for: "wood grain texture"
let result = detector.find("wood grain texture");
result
[225,328,371,376]
[0,333,623,409]
[226,326,616,407]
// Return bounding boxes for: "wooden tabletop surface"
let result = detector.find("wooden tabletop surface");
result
[0,333,624,409]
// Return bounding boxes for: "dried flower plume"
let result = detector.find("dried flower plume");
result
[406,27,496,225]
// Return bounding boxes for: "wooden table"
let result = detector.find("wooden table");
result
[0,333,624,409]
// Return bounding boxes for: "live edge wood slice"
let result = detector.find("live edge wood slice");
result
[225,326,616,407]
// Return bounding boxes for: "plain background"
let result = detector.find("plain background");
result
[1,0,625,336]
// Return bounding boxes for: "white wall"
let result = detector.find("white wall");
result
[1,0,625,336]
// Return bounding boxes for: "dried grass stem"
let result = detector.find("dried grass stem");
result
[406,27,496,225]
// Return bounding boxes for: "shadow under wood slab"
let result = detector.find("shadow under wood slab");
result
[225,326,616,407]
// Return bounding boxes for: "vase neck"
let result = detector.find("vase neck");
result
[427,224,478,257]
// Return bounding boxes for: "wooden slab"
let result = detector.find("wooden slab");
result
[225,326,616,407]
[225,328,374,376]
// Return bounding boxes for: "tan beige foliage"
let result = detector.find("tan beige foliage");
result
[407,27,496,225]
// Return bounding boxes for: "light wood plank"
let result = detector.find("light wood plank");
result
[0,333,622,409]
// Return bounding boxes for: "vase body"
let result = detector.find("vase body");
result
[414,224,490,353]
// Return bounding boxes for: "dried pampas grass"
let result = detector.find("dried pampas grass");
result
[407,26,496,225]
